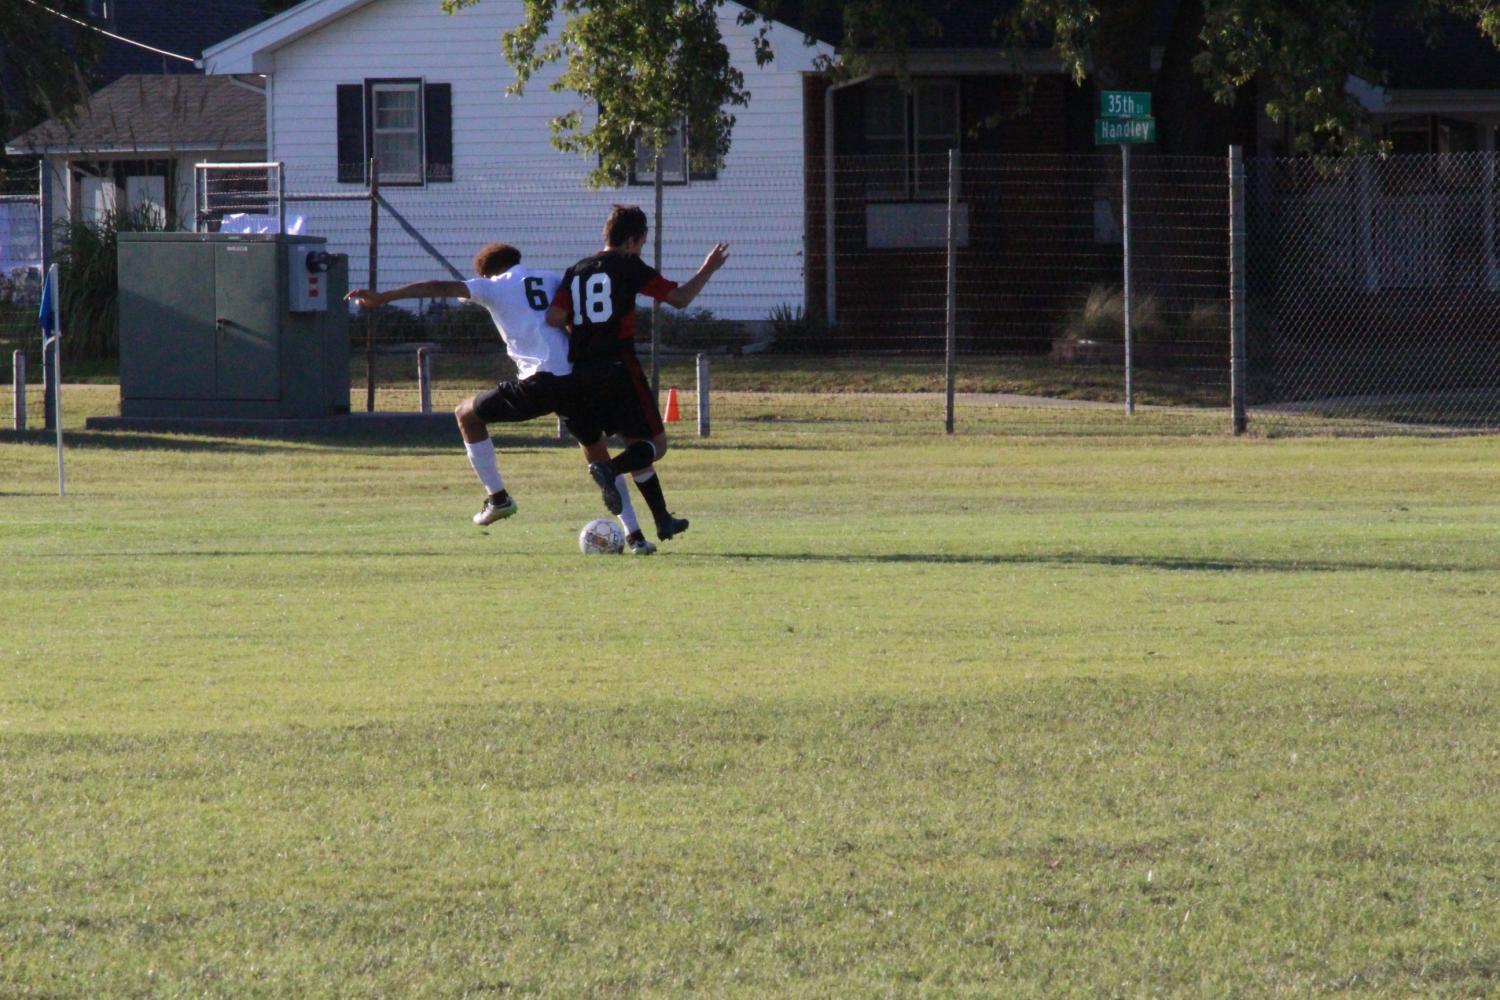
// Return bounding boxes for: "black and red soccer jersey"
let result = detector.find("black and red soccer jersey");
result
[550,250,678,367]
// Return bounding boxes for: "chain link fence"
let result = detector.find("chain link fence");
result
[13,149,1500,436]
[1,165,42,430]
[276,152,1229,428]
[1245,153,1500,435]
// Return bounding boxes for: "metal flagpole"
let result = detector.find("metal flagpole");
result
[1121,143,1134,416]
[38,264,64,495]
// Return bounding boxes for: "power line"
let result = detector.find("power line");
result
[18,0,198,65]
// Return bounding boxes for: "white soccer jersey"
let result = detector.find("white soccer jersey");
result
[464,266,570,379]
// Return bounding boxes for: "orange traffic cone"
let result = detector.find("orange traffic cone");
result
[664,387,680,423]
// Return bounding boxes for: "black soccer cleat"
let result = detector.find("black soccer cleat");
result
[655,514,690,541]
[588,462,623,515]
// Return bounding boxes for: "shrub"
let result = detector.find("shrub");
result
[1058,286,1166,344]
[422,301,497,351]
[348,303,427,347]
[768,303,836,355]
[636,307,746,351]
[54,205,167,361]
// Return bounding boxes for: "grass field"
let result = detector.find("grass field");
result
[3,387,1499,997]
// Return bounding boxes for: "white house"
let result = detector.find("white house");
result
[5,74,267,249]
[202,0,833,320]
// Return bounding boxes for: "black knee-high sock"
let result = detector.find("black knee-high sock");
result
[608,440,656,476]
[633,470,671,522]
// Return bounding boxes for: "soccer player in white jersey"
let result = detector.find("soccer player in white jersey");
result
[345,242,657,554]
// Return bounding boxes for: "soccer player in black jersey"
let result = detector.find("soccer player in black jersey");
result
[546,204,728,542]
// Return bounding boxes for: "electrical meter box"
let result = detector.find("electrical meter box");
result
[117,232,349,419]
[289,244,333,312]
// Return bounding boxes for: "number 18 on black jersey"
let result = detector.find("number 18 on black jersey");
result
[550,250,679,367]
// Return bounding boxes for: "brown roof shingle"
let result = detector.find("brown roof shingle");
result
[6,74,265,155]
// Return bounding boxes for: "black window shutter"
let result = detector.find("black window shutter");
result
[336,85,365,183]
[424,83,453,183]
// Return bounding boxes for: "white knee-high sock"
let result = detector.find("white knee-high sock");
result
[464,439,505,495]
[615,475,640,534]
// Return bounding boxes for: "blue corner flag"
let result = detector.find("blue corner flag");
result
[37,264,56,335]
[37,264,65,496]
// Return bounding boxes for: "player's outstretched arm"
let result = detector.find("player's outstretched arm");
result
[664,243,729,310]
[344,280,470,309]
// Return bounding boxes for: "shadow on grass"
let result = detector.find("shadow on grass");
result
[0,429,573,454]
[27,548,1490,575]
[708,551,1499,574]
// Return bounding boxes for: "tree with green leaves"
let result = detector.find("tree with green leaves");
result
[444,0,762,186]
[749,0,1500,152]
[442,0,761,384]
[0,0,100,184]
[1008,0,1500,151]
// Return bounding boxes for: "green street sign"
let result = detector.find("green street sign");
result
[1095,117,1156,145]
[1101,91,1151,118]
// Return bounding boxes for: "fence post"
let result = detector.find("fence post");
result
[38,158,52,278]
[651,158,663,399]
[366,158,379,413]
[1229,145,1248,435]
[12,351,24,431]
[945,147,958,434]
[276,161,286,235]
[696,352,710,438]
[417,346,432,414]
[1121,143,1134,416]
[1487,154,1500,291]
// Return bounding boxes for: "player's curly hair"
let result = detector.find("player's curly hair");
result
[473,243,521,277]
[603,205,648,247]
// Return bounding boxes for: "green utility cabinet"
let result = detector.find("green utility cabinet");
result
[117,232,349,419]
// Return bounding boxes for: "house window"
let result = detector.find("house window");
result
[863,78,960,201]
[864,82,908,200]
[336,80,452,185]
[635,126,686,184]
[1382,116,1479,192]
[371,83,422,183]
[914,81,959,198]
[628,119,716,185]
[71,160,172,228]
[1385,115,1479,155]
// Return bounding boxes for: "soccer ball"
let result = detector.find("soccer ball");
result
[579,517,624,555]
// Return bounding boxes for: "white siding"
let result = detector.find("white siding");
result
[263,0,822,319]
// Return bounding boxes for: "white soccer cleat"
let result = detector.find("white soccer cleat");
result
[473,492,517,525]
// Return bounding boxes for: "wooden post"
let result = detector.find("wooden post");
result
[417,346,432,414]
[11,351,24,431]
[696,353,710,438]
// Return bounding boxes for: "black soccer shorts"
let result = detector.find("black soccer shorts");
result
[562,358,664,444]
[472,371,573,425]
